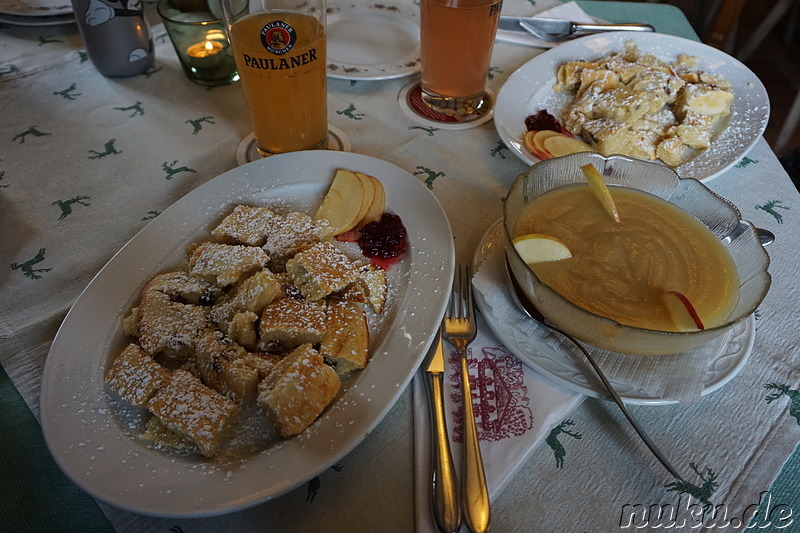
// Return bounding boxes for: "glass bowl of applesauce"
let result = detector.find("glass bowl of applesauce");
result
[503,152,771,356]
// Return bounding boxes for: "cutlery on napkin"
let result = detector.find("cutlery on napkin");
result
[495,1,604,48]
[424,329,461,533]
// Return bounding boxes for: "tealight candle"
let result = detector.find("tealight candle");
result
[158,0,241,86]
[186,40,224,69]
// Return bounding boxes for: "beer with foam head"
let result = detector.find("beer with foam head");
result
[228,1,327,156]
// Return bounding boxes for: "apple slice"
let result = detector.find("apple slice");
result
[358,173,385,225]
[512,233,572,264]
[533,130,562,155]
[354,171,377,226]
[661,290,705,331]
[314,169,366,235]
[580,163,621,223]
[542,134,594,158]
[523,130,550,160]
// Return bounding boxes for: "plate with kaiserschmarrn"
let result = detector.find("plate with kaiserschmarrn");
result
[494,31,769,182]
[39,151,455,517]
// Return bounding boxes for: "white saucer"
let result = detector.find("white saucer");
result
[0,9,72,24]
[235,125,351,166]
[0,0,71,16]
[326,2,419,80]
[472,218,756,405]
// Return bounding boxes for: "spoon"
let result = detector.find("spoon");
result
[505,261,686,483]
[756,227,775,246]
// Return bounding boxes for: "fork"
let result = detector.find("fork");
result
[518,19,655,43]
[442,265,490,533]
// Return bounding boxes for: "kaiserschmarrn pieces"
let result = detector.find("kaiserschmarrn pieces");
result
[188,242,269,287]
[147,369,240,457]
[106,196,393,459]
[105,343,171,407]
[256,344,341,437]
[555,42,733,167]
[285,241,359,300]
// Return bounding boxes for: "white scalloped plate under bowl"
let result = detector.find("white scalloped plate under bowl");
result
[494,32,769,182]
[472,219,755,405]
[40,151,455,517]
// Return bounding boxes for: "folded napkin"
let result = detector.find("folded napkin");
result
[412,304,583,532]
[495,1,601,49]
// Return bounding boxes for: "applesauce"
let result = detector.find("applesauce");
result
[513,184,739,331]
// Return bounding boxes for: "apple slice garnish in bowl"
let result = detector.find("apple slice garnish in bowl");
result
[581,163,621,223]
[512,233,572,264]
[661,290,705,331]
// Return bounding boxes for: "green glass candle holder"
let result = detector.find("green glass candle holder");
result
[158,0,244,86]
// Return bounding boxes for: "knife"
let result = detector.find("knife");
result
[498,16,655,39]
[424,329,461,533]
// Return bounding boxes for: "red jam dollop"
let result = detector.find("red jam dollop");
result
[524,109,565,133]
[357,213,408,270]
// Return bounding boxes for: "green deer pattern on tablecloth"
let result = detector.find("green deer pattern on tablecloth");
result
[735,156,758,168]
[11,248,52,280]
[162,160,197,180]
[664,462,718,506]
[490,140,508,159]
[0,169,7,188]
[488,66,501,81]
[53,195,91,220]
[305,463,344,503]
[755,200,790,224]
[336,103,364,120]
[53,82,80,100]
[414,166,445,189]
[115,101,144,117]
[37,35,62,46]
[12,125,50,143]
[88,138,121,159]
[186,116,215,134]
[408,125,439,136]
[764,383,800,425]
[142,210,160,221]
[0,64,20,77]
[546,419,582,469]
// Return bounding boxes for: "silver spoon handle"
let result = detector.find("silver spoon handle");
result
[555,327,686,484]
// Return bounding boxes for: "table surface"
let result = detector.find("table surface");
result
[1,1,798,531]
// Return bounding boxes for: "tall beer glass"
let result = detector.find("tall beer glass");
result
[223,0,327,156]
[419,0,501,120]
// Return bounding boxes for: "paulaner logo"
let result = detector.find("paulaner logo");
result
[619,492,793,529]
[260,21,296,54]
[241,49,318,70]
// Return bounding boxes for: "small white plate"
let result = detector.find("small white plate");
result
[472,219,755,405]
[326,2,420,80]
[0,10,72,24]
[0,0,71,16]
[40,151,455,517]
[494,32,770,182]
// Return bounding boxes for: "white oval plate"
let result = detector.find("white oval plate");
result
[326,2,420,80]
[494,32,770,182]
[40,151,454,517]
[472,219,755,405]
